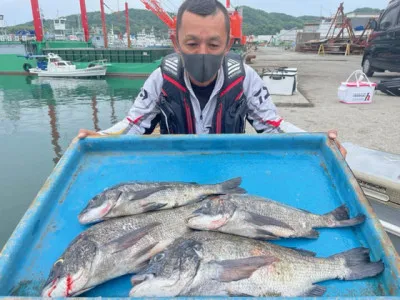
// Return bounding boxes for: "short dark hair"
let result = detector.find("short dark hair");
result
[176,0,230,40]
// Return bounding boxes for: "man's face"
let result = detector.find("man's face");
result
[176,10,230,56]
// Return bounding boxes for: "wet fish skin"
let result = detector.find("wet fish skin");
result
[42,203,203,298]
[186,194,366,240]
[78,178,245,225]
[129,231,384,297]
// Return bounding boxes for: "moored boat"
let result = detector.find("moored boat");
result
[27,53,107,78]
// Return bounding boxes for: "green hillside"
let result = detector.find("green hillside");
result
[349,7,383,14]
[241,7,320,35]
[6,6,382,37]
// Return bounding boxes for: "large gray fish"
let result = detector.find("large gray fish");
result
[130,231,384,297]
[186,194,366,240]
[78,178,245,224]
[42,203,203,297]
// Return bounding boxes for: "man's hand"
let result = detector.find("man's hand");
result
[328,130,347,158]
[77,129,101,139]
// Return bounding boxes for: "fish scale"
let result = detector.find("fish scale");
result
[79,178,245,224]
[187,194,366,239]
[42,203,203,297]
[130,231,384,297]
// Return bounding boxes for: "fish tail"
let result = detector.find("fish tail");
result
[329,248,384,280]
[219,177,246,194]
[324,205,366,228]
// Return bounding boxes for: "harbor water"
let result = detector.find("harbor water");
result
[0,75,145,248]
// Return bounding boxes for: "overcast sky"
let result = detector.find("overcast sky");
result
[1,0,389,26]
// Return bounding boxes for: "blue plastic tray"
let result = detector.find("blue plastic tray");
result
[0,134,399,298]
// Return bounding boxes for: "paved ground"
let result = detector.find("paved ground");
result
[249,47,400,155]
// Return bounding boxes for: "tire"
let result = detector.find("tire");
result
[23,63,32,73]
[362,56,375,77]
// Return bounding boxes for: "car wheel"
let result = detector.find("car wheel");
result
[362,56,375,77]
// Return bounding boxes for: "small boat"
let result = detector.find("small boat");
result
[27,53,108,78]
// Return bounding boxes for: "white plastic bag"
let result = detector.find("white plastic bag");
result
[338,70,377,104]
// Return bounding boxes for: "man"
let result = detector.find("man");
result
[78,0,346,156]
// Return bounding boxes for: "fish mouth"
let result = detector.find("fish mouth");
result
[42,278,59,297]
[131,273,155,285]
[186,207,207,221]
[78,201,115,224]
[185,212,201,221]
[186,213,230,230]
[129,275,181,297]
[42,270,86,297]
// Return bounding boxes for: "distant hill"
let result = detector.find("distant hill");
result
[6,6,382,37]
[349,7,383,14]
[7,9,171,39]
[241,7,320,35]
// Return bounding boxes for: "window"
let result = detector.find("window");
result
[379,4,400,30]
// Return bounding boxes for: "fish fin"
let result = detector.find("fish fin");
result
[230,187,247,194]
[219,177,246,194]
[325,205,366,228]
[213,256,278,282]
[245,211,294,230]
[133,242,160,261]
[141,202,168,213]
[304,229,320,239]
[333,214,366,228]
[325,205,349,221]
[255,229,281,240]
[329,248,384,280]
[129,186,169,201]
[107,222,161,254]
[287,247,317,257]
[302,285,327,296]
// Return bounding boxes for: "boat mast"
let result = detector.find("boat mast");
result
[79,0,90,42]
[125,2,131,48]
[30,0,44,42]
[100,0,108,48]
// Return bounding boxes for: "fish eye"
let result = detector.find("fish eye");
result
[54,258,64,266]
[153,253,165,262]
[192,244,202,251]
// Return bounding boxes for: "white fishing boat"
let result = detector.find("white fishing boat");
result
[28,53,108,78]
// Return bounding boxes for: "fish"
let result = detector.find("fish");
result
[186,194,366,240]
[78,178,245,225]
[42,203,204,298]
[129,231,384,297]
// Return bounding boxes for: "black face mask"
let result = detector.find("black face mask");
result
[180,52,225,83]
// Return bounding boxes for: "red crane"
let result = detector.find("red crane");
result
[100,0,108,48]
[140,0,176,37]
[30,0,43,42]
[79,0,90,42]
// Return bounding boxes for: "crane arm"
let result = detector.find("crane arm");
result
[140,0,176,29]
